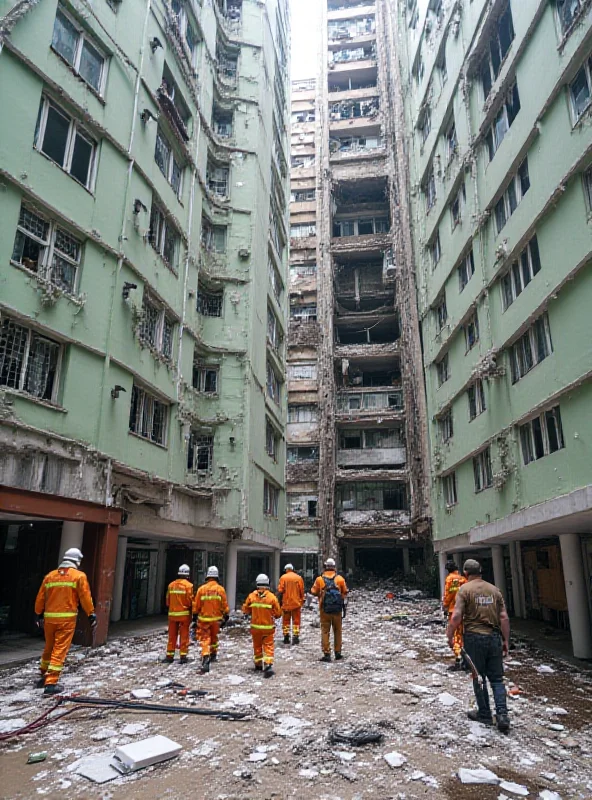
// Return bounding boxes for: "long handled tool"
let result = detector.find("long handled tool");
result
[461,647,489,714]
[59,695,249,720]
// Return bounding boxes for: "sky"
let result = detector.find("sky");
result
[290,0,321,80]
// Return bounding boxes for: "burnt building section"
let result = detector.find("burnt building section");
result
[284,0,431,582]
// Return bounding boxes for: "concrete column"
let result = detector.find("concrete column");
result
[453,552,463,570]
[154,541,167,614]
[560,534,592,659]
[273,548,281,588]
[59,521,84,558]
[438,551,448,599]
[515,541,528,619]
[110,536,128,622]
[491,545,507,604]
[509,541,523,617]
[226,541,239,610]
[146,549,159,616]
[402,546,410,575]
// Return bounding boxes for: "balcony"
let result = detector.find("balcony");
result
[336,480,410,533]
[338,447,406,468]
[336,388,404,418]
[286,446,319,483]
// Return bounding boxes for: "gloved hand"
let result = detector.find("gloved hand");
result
[36,613,44,630]
[88,613,98,631]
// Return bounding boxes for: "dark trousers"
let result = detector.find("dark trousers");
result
[463,632,508,719]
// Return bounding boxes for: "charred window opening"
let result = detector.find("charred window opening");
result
[287,445,319,463]
[336,481,408,512]
[290,304,317,323]
[336,316,400,345]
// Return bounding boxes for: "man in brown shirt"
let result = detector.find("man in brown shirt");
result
[447,558,510,732]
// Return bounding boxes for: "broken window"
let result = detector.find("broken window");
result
[480,1,515,100]
[451,183,466,230]
[445,119,457,161]
[159,66,191,142]
[501,235,541,310]
[458,249,475,292]
[425,167,436,211]
[436,352,449,386]
[267,306,284,351]
[329,97,379,120]
[139,292,175,358]
[155,128,183,198]
[207,161,230,198]
[486,82,521,160]
[197,286,223,317]
[217,44,238,83]
[291,189,316,202]
[268,259,283,302]
[333,217,389,237]
[437,48,448,86]
[290,263,317,282]
[467,379,486,421]
[331,44,376,63]
[473,447,493,492]
[440,409,453,443]
[464,312,479,352]
[0,317,61,402]
[336,481,407,512]
[288,363,317,381]
[494,158,530,234]
[435,293,448,332]
[337,390,403,411]
[264,480,279,516]
[339,429,402,450]
[192,359,219,394]
[35,97,96,189]
[287,494,318,518]
[443,472,457,506]
[52,6,106,93]
[328,16,375,40]
[291,155,316,169]
[270,206,286,257]
[149,203,180,271]
[129,383,168,445]
[212,106,233,138]
[569,55,592,122]
[265,419,280,461]
[12,204,81,294]
[291,223,316,238]
[510,312,553,383]
[331,135,381,153]
[557,0,582,34]
[290,304,317,323]
[266,360,282,403]
[520,406,565,465]
[188,431,213,473]
[430,230,441,269]
[287,446,319,463]
[288,404,318,423]
[201,217,227,253]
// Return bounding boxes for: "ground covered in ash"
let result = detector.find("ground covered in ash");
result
[1,585,591,799]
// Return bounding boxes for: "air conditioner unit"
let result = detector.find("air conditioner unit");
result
[238,248,251,259]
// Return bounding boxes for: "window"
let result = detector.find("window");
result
[510,313,553,383]
[337,481,407,512]
[467,379,486,420]
[192,360,219,393]
[51,6,106,93]
[436,353,449,386]
[201,217,227,253]
[149,203,180,270]
[212,106,233,138]
[584,166,592,211]
[501,236,541,310]
[287,494,318,518]
[268,259,283,302]
[480,1,515,100]
[0,317,61,402]
[486,82,521,160]
[264,480,279,517]
[188,431,213,473]
[473,447,493,492]
[464,312,479,351]
[266,360,281,404]
[290,263,317,282]
[291,155,316,169]
[291,223,316,239]
[520,406,565,465]
[430,231,441,268]
[197,286,223,317]
[129,384,168,445]
[437,48,448,86]
[155,128,183,198]
[265,420,280,461]
[291,189,316,202]
[35,97,96,189]
[139,292,175,358]
[333,218,389,237]
[288,405,318,423]
[288,363,317,381]
[570,55,592,122]
[458,249,475,292]
[207,162,229,198]
[446,120,457,161]
[443,472,457,506]
[267,306,283,351]
[435,294,448,332]
[451,183,466,229]
[171,0,199,66]
[440,409,453,443]
[557,0,582,34]
[290,305,317,323]
[11,204,81,294]
[425,167,436,211]
[494,158,530,234]
[217,45,238,83]
[288,446,320,463]
[419,106,431,144]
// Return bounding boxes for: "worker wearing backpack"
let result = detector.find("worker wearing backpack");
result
[311,557,348,662]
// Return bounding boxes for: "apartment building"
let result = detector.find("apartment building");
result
[285,0,431,582]
[396,0,592,658]
[0,0,290,643]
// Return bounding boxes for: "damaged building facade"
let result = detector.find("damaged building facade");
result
[285,0,431,582]
[0,0,290,642]
[396,0,592,658]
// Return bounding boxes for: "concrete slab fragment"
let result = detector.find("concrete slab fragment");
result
[76,756,120,784]
[111,735,182,774]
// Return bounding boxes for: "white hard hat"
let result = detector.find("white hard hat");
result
[284,563,294,571]
[256,573,270,586]
[207,565,219,579]
[178,564,190,576]
[325,557,336,568]
[62,547,83,566]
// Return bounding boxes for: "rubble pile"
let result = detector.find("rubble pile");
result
[0,583,591,798]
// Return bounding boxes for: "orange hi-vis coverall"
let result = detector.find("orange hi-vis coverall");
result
[192,578,230,658]
[166,578,194,659]
[277,571,305,638]
[35,566,94,686]
[242,589,281,667]
[443,570,467,658]
[311,570,348,655]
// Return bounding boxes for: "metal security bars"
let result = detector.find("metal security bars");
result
[129,384,168,445]
[0,317,61,402]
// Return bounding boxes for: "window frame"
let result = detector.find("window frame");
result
[187,430,214,474]
[206,161,230,198]
[35,96,97,190]
[171,0,199,69]
[494,158,530,235]
[263,479,279,517]
[486,81,521,161]
[467,378,486,420]
[425,167,436,211]
[266,359,282,404]
[473,447,493,492]
[458,249,475,292]
[500,235,541,311]
[200,217,227,254]
[520,405,565,465]
[443,472,458,506]
[291,223,317,239]
[139,291,175,359]
[0,316,63,403]
[464,311,480,352]
[192,360,219,394]
[265,419,280,462]
[480,1,515,101]
[430,230,441,269]
[155,127,184,198]
[435,293,448,332]
[450,182,466,230]
[51,5,108,95]
[569,55,592,124]
[440,409,453,443]
[288,404,319,423]
[436,352,449,386]
[509,313,553,383]
[128,383,169,446]
[149,203,180,272]
[556,0,582,35]
[445,118,457,161]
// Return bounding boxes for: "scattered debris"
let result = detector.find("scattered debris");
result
[329,727,384,746]
[458,767,500,784]
[499,780,530,796]
[26,751,47,764]
[384,751,407,768]
[130,689,153,699]
[111,735,182,774]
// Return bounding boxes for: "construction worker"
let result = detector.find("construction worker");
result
[442,559,467,669]
[447,559,511,733]
[311,557,348,662]
[34,547,96,695]
[242,574,281,677]
[192,565,229,674]
[165,564,193,664]
[277,563,305,645]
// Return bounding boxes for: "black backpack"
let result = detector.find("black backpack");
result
[322,576,344,614]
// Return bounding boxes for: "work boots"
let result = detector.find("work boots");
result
[43,684,61,696]
[292,635,300,645]
[210,652,217,663]
[467,709,493,726]
[35,677,46,689]
[254,663,263,672]
[334,652,343,661]
[180,656,188,665]
[320,653,331,662]
[283,634,290,645]
[164,656,174,664]
[496,712,510,733]
[263,664,274,679]
[201,656,211,674]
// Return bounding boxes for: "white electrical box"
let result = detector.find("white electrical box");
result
[111,735,182,774]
